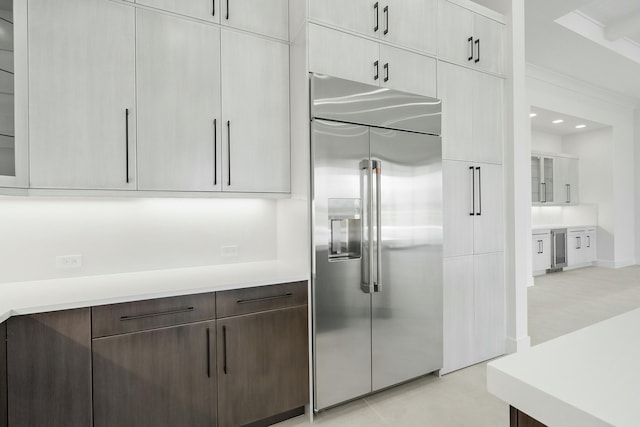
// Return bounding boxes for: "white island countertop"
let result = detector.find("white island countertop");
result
[487,308,640,427]
[0,261,309,323]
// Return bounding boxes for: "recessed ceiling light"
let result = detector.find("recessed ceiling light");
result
[575,124,586,129]
[530,113,537,117]
[552,119,564,124]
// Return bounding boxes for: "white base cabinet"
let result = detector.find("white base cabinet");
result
[443,252,505,374]
[567,227,596,268]
[532,231,551,274]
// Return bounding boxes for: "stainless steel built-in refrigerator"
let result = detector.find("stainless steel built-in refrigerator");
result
[311,74,443,411]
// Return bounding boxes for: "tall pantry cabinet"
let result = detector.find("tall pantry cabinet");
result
[438,0,506,374]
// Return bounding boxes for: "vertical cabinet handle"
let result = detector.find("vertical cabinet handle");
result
[474,39,480,63]
[225,0,229,20]
[125,108,130,183]
[212,0,215,16]
[468,37,474,61]
[373,2,379,32]
[374,60,379,81]
[226,120,231,186]
[476,166,482,216]
[566,184,570,203]
[213,119,217,186]
[469,166,475,216]
[222,325,228,374]
[383,62,389,82]
[541,240,544,254]
[383,5,389,35]
[576,237,581,249]
[541,182,547,203]
[206,327,211,378]
[587,236,591,248]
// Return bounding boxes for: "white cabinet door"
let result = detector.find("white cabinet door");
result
[473,251,505,363]
[136,0,220,22]
[472,72,503,164]
[438,61,473,162]
[136,9,221,191]
[473,163,503,254]
[309,0,377,38]
[309,23,379,86]
[584,229,596,263]
[554,156,579,205]
[382,0,437,54]
[379,45,436,97]
[221,30,289,192]
[443,160,474,258]
[28,0,136,189]
[532,233,551,272]
[443,255,475,374]
[567,230,584,266]
[472,13,504,74]
[437,0,473,67]
[221,0,288,40]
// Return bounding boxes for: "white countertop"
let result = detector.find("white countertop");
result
[0,261,309,323]
[487,308,640,427]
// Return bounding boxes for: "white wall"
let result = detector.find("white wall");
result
[531,130,562,153]
[636,109,640,265]
[527,64,636,268]
[563,128,614,263]
[0,197,278,284]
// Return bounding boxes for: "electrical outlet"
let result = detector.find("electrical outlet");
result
[221,245,239,258]
[56,254,83,269]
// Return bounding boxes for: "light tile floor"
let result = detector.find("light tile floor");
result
[276,266,640,426]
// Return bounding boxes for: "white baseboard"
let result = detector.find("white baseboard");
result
[506,335,531,354]
[595,259,635,269]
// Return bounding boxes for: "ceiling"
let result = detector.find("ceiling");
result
[525,0,640,102]
[530,107,609,136]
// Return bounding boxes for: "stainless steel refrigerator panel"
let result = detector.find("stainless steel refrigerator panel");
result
[369,129,443,390]
[312,119,372,410]
[311,74,441,135]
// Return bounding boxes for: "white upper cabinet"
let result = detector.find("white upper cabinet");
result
[136,0,220,23]
[309,0,437,55]
[309,24,436,97]
[438,61,503,164]
[221,30,290,193]
[221,0,289,41]
[136,9,222,192]
[554,156,579,205]
[28,0,136,189]
[438,0,504,75]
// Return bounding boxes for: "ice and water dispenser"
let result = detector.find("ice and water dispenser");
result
[328,198,361,261]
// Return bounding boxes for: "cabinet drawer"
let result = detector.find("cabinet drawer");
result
[92,293,216,338]
[217,281,307,318]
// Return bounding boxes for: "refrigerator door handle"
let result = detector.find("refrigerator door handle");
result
[360,159,374,294]
[373,160,382,292]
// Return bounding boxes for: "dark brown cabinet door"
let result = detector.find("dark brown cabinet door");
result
[93,321,216,427]
[217,305,309,427]
[7,308,92,427]
[0,321,6,427]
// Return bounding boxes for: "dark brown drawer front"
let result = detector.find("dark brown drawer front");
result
[92,293,216,338]
[216,281,307,318]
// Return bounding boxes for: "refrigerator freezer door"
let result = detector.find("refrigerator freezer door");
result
[312,119,372,410]
[370,128,443,391]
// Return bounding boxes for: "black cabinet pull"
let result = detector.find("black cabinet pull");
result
[476,166,482,216]
[469,166,475,216]
[383,62,389,82]
[222,325,228,375]
[225,0,229,19]
[236,293,293,305]
[226,120,231,186]
[566,183,570,203]
[213,119,217,186]
[125,108,130,183]
[374,60,379,80]
[587,236,591,248]
[119,306,195,322]
[468,37,474,61]
[212,0,215,16]
[474,39,480,63]
[206,328,211,378]
[383,5,389,35]
[373,2,379,32]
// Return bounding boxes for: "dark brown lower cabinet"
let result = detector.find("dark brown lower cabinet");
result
[510,406,547,427]
[217,305,309,427]
[1,321,6,427]
[6,308,92,427]
[92,321,217,427]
